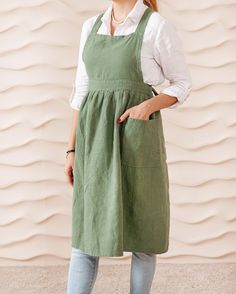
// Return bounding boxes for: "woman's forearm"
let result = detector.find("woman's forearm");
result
[67,110,79,149]
[143,93,178,113]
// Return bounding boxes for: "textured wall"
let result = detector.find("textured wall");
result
[0,0,235,266]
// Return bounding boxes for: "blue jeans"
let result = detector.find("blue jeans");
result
[67,247,156,294]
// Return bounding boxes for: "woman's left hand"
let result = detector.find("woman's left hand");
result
[116,101,153,123]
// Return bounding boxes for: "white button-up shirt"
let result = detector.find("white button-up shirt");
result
[69,0,192,110]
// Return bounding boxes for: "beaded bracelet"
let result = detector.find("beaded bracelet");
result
[66,149,75,158]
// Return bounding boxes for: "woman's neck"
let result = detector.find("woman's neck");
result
[110,0,137,35]
[112,0,137,20]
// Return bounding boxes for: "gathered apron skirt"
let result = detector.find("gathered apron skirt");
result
[72,79,170,257]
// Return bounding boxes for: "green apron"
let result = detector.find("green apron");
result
[72,7,170,257]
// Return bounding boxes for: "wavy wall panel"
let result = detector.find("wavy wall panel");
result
[0,0,235,265]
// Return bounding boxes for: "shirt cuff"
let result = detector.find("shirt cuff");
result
[70,99,80,111]
[160,87,188,109]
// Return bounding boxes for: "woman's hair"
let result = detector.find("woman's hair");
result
[143,0,158,12]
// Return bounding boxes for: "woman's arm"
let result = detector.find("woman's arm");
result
[65,110,79,186]
[65,17,96,186]
[69,14,99,110]
[69,21,90,110]
[145,17,192,112]
[67,110,79,151]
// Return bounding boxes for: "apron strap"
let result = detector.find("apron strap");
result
[151,86,159,96]
[135,7,153,37]
[90,12,104,35]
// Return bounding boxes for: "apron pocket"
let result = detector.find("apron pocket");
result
[121,114,165,168]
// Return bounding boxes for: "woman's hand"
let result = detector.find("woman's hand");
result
[116,100,153,123]
[64,152,75,187]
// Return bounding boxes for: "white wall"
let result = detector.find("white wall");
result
[0,0,235,266]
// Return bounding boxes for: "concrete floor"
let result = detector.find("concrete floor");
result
[0,263,235,294]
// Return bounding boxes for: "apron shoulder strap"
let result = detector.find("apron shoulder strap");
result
[135,7,153,37]
[90,12,105,35]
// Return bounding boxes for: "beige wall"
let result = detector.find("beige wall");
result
[0,0,235,266]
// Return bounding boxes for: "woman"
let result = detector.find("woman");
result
[65,0,192,293]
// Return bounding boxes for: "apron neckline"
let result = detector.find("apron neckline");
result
[90,7,153,39]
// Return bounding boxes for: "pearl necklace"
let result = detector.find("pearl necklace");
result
[111,9,127,25]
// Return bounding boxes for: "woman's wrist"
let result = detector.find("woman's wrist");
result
[66,148,75,158]
[141,96,161,115]
[143,93,178,113]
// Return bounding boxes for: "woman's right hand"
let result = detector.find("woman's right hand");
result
[64,152,75,187]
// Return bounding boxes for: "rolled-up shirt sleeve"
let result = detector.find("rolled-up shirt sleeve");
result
[69,21,90,111]
[153,19,192,109]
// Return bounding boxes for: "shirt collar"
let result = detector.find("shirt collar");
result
[101,0,148,30]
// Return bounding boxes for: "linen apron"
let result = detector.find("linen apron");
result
[72,7,170,257]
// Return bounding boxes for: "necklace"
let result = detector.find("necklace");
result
[111,9,127,25]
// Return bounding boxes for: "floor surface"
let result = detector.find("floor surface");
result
[0,263,235,294]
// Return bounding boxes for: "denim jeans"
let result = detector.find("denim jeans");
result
[67,247,156,294]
